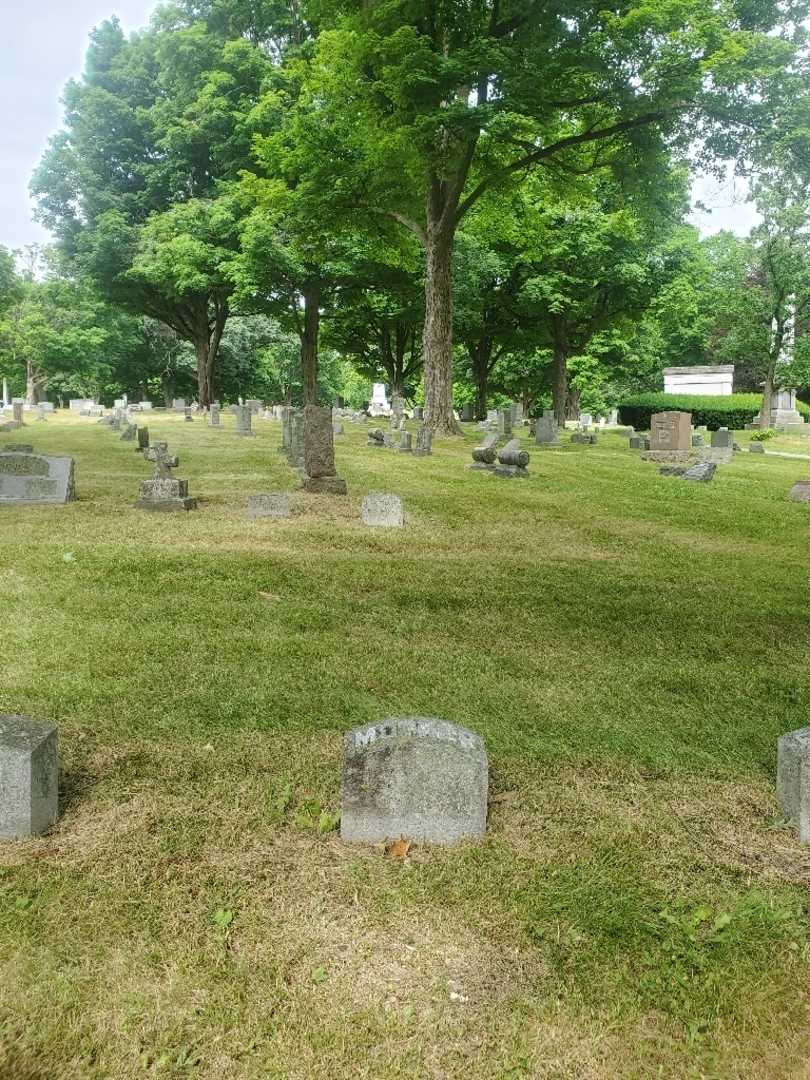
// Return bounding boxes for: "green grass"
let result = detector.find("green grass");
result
[2,412,810,1078]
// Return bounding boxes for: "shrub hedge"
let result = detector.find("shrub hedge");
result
[618,392,810,431]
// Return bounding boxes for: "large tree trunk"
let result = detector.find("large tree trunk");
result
[25,360,39,406]
[760,369,775,431]
[194,337,214,408]
[301,286,320,406]
[423,198,460,436]
[566,387,581,421]
[551,339,568,427]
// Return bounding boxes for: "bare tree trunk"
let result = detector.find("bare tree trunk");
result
[551,340,568,427]
[301,286,320,406]
[194,337,214,408]
[760,368,775,431]
[470,339,492,420]
[25,360,39,406]
[566,387,581,421]
[423,205,460,436]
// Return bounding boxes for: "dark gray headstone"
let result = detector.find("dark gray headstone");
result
[396,430,413,454]
[301,404,347,494]
[460,403,474,422]
[777,727,810,843]
[0,716,59,839]
[535,410,560,446]
[711,427,732,448]
[233,405,255,438]
[341,717,488,844]
[413,425,433,457]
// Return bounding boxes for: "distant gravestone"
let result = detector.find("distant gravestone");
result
[413,425,433,457]
[288,410,305,467]
[691,434,704,447]
[469,432,498,470]
[788,481,810,502]
[777,728,810,844]
[711,427,733,448]
[396,430,413,454]
[0,453,75,506]
[571,432,597,445]
[120,422,137,441]
[247,492,292,519]
[497,408,512,438]
[246,399,262,415]
[233,405,256,438]
[535,410,560,446]
[184,407,194,423]
[209,404,221,427]
[341,717,488,844]
[650,411,691,452]
[135,442,196,512]
[279,405,292,454]
[629,435,649,450]
[494,438,529,478]
[413,406,423,421]
[301,404,347,494]
[138,401,152,411]
[136,427,150,453]
[367,427,385,448]
[0,715,59,839]
[35,406,46,423]
[460,403,474,422]
[172,398,186,413]
[361,492,404,527]
[12,402,24,427]
[750,442,765,453]
[682,461,716,483]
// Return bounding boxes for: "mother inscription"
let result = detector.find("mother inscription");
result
[341,716,488,844]
[0,453,75,505]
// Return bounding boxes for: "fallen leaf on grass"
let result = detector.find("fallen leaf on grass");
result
[258,591,281,602]
[385,837,412,860]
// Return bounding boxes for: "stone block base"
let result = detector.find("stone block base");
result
[493,464,529,478]
[641,450,692,464]
[301,474,348,495]
[135,497,197,512]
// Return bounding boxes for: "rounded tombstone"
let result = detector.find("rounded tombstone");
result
[341,716,488,844]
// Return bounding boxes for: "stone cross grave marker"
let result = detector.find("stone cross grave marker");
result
[341,717,488,844]
[136,442,197,512]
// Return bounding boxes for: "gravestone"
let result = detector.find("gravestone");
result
[750,442,765,453]
[682,461,716,483]
[396,430,413,454]
[571,432,597,445]
[497,408,512,438]
[777,728,810,843]
[579,412,593,428]
[494,438,529,478]
[413,425,433,457]
[391,395,405,427]
[367,427,385,448]
[12,402,24,427]
[469,432,499,470]
[247,493,292,519]
[333,418,344,436]
[135,442,196,512]
[279,405,292,454]
[246,399,262,415]
[711,427,732,448]
[233,405,256,438]
[383,431,396,448]
[535,410,560,446]
[120,422,137,441]
[629,435,650,450]
[691,434,704,447]
[413,406,423,421]
[341,717,488,844]
[184,407,194,423]
[5,445,33,453]
[650,411,691,451]
[136,427,150,453]
[360,492,404,527]
[460,403,474,422]
[288,410,305,467]
[35,406,46,423]
[209,404,221,427]
[172,398,186,413]
[301,404,347,494]
[0,453,75,505]
[138,401,153,411]
[0,716,59,839]
[369,383,390,416]
[659,465,687,477]
[788,481,810,502]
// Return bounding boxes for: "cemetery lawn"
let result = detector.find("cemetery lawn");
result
[3,414,810,1080]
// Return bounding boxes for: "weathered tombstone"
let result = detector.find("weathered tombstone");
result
[460,403,474,422]
[4,445,33,453]
[391,395,405,427]
[246,399,262,415]
[247,492,292,519]
[494,438,529,478]
[0,716,59,839]
[711,427,733,448]
[367,427,386,448]
[383,431,396,448]
[412,406,423,421]
[360,492,404,527]
[136,427,150,453]
[413,425,433,457]
[184,407,194,423]
[468,432,499,470]
[749,442,765,453]
[233,404,256,438]
[341,717,488,844]
[396,430,413,454]
[650,411,691,452]
[135,442,196,512]
[788,481,810,502]
[571,432,597,445]
[35,405,46,423]
[497,408,512,438]
[659,465,687,477]
[579,412,593,428]
[535,410,560,446]
[288,410,305,467]
[120,422,137,441]
[777,728,810,843]
[682,461,716,483]
[12,402,24,427]
[209,404,221,427]
[0,453,75,505]
[279,405,292,454]
[138,401,153,411]
[301,404,347,494]
[172,398,186,413]
[333,418,344,436]
[691,434,704,447]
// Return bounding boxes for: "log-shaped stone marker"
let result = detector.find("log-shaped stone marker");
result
[341,717,488,844]
[0,716,59,840]
[494,438,529,478]
[777,727,810,843]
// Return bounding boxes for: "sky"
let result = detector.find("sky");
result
[0,1,759,253]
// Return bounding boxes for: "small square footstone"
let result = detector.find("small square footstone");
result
[683,461,716,483]
[659,465,687,477]
[788,481,810,502]
[0,716,59,839]
[247,493,291,519]
[341,717,488,844]
[361,492,404,527]
[777,728,810,843]
[750,443,765,453]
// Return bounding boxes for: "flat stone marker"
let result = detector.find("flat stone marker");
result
[0,453,75,505]
[247,492,291,519]
[361,492,404,528]
[777,728,810,843]
[682,461,716,483]
[341,717,488,844]
[749,443,765,453]
[788,481,810,502]
[0,715,59,839]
